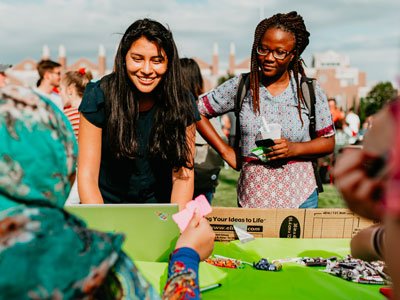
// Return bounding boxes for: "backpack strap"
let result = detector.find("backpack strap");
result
[234,72,250,150]
[301,76,324,193]
[301,76,317,139]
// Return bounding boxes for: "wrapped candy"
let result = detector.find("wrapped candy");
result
[205,255,282,271]
[204,256,244,269]
[321,255,390,285]
[253,258,282,271]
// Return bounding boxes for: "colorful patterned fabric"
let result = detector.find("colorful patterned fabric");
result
[0,85,200,299]
[164,247,200,299]
[198,73,335,208]
[238,161,316,208]
[0,85,77,210]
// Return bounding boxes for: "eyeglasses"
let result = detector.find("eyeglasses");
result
[256,46,293,60]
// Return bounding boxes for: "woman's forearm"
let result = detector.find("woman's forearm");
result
[171,167,193,210]
[291,136,335,158]
[78,172,104,204]
[163,248,200,299]
[77,115,104,204]
[196,115,238,169]
[268,135,335,162]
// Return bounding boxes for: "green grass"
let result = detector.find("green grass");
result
[212,167,346,208]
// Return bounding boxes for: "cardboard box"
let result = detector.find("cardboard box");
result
[206,207,375,242]
[303,209,377,238]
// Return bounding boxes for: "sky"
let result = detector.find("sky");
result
[0,0,399,87]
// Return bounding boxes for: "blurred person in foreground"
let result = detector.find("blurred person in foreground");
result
[0,85,214,299]
[333,96,400,299]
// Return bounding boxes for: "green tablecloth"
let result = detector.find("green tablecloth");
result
[135,238,385,300]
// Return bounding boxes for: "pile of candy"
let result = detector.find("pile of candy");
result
[253,258,282,271]
[322,255,389,284]
[295,255,388,285]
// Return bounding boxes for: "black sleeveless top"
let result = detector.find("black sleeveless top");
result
[79,81,199,204]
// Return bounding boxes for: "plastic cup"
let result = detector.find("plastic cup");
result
[260,123,281,140]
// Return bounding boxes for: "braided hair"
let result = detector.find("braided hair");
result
[249,11,310,123]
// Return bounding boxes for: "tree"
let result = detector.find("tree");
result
[359,81,397,122]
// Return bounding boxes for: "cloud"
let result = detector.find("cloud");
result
[0,0,399,84]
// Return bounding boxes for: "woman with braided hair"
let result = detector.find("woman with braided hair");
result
[197,11,335,208]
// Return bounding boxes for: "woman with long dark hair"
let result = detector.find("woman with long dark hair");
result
[78,19,197,208]
[197,11,335,208]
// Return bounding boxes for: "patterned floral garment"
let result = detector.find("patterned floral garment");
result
[0,86,199,300]
[198,73,335,208]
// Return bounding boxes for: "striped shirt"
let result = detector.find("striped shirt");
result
[64,106,80,140]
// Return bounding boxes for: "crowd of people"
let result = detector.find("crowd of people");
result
[0,10,399,299]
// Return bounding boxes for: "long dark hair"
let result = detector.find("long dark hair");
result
[101,18,195,169]
[249,11,310,121]
[180,58,204,98]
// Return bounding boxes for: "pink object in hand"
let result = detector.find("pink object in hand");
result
[172,195,212,232]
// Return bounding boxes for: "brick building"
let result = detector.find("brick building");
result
[6,44,109,88]
[306,50,368,110]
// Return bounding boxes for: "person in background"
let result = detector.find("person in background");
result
[332,118,350,164]
[196,11,334,208]
[59,68,93,205]
[0,64,12,88]
[222,112,237,147]
[328,98,344,124]
[180,58,225,203]
[78,19,197,208]
[34,59,63,110]
[0,84,214,299]
[221,113,232,141]
[333,97,400,299]
[358,115,373,143]
[345,107,360,138]
[61,68,93,140]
